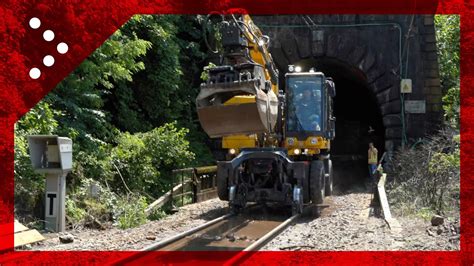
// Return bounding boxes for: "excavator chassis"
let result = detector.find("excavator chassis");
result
[216,148,310,214]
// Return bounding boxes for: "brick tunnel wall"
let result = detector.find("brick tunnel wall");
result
[252,15,442,154]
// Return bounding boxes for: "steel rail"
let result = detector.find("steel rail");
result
[224,212,301,265]
[141,213,233,252]
[111,213,233,265]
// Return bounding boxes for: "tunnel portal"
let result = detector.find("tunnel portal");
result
[253,15,442,185]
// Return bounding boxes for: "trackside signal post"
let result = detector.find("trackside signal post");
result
[28,135,73,232]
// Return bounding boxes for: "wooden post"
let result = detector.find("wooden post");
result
[377,173,402,233]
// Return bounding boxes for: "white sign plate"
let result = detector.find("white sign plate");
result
[405,100,426,114]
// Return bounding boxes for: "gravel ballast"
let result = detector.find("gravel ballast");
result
[31,192,459,251]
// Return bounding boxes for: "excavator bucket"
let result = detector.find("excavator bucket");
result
[197,77,278,138]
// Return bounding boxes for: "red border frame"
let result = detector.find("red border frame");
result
[0,0,470,264]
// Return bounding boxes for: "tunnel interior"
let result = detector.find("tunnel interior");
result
[286,58,385,191]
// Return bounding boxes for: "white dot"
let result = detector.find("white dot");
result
[43,55,55,67]
[29,68,41,79]
[29,17,41,29]
[57,42,68,54]
[43,30,55,41]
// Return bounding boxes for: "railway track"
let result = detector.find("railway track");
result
[115,204,303,265]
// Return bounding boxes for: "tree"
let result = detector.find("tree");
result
[14,15,215,225]
[105,15,214,165]
[435,15,460,91]
[434,15,460,128]
[106,16,206,129]
[47,28,151,182]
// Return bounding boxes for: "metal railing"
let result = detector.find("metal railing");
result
[171,165,218,206]
[145,166,218,215]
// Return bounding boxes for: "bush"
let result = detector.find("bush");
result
[387,128,460,218]
[65,178,118,228]
[116,194,148,229]
[111,122,195,197]
[66,178,150,229]
[65,196,86,227]
[442,87,460,129]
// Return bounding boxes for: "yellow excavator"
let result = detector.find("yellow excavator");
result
[197,13,336,214]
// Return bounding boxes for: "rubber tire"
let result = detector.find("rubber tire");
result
[310,160,325,204]
[292,189,304,216]
[302,163,310,204]
[217,165,229,201]
[324,159,333,196]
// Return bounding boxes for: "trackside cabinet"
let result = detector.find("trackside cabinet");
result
[28,135,73,232]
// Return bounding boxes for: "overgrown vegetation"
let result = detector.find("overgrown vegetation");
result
[435,15,460,128]
[110,122,195,196]
[14,15,213,229]
[388,130,460,218]
[387,15,460,219]
[65,178,149,229]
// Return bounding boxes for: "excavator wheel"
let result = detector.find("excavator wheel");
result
[310,160,325,204]
[216,164,229,201]
[302,164,311,203]
[292,188,304,216]
[324,159,333,196]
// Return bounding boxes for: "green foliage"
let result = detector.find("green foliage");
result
[416,207,435,221]
[14,15,214,227]
[116,194,148,229]
[200,62,217,81]
[65,178,150,229]
[388,129,460,216]
[106,15,214,165]
[185,128,215,166]
[14,134,44,217]
[16,101,59,135]
[65,196,87,225]
[66,178,118,226]
[435,15,460,129]
[442,87,460,129]
[111,122,195,197]
[435,15,460,91]
[428,150,460,175]
[43,23,152,190]
[51,29,151,143]
[110,15,204,129]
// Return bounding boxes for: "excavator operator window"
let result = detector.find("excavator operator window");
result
[286,75,323,133]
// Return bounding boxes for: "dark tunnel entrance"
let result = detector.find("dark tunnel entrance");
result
[291,58,385,191]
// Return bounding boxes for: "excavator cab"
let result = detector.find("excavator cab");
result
[284,72,336,156]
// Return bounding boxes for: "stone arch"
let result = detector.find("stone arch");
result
[264,22,404,154]
[252,14,443,182]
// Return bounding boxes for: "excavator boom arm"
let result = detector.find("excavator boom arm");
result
[196,14,280,138]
